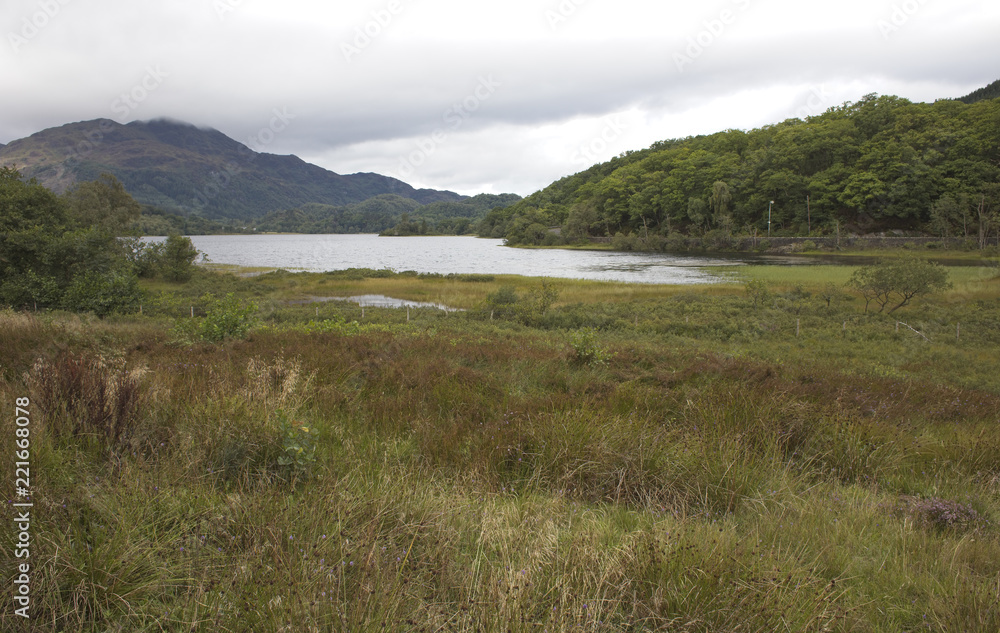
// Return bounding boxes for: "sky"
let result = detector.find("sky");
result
[2,0,998,197]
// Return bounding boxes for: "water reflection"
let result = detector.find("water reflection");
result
[179,235,729,284]
[308,294,459,312]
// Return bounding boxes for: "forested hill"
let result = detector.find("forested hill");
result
[959,79,1000,104]
[253,192,522,235]
[0,118,464,220]
[481,93,1000,247]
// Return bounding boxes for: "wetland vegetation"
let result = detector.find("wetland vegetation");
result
[3,259,1000,632]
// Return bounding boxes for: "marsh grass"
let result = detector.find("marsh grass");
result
[2,266,1000,631]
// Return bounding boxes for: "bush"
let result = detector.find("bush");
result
[568,328,611,366]
[62,269,142,317]
[703,229,736,251]
[171,293,259,343]
[899,496,985,533]
[665,233,689,252]
[0,270,62,308]
[484,282,559,324]
[199,293,258,342]
[160,234,200,282]
[846,256,952,313]
[276,410,318,481]
[744,278,772,308]
[611,232,639,251]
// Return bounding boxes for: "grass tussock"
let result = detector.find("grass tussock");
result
[2,265,1000,631]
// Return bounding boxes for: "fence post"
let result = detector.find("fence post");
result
[796,319,800,337]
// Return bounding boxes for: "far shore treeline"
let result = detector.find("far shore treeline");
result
[481,93,1000,249]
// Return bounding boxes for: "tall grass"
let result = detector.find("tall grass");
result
[1,269,999,631]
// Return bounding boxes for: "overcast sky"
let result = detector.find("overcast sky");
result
[3,0,997,196]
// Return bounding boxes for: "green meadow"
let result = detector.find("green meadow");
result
[2,260,999,632]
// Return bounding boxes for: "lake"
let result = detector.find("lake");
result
[177,234,749,284]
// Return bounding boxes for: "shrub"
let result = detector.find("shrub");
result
[484,282,559,324]
[451,273,495,282]
[61,269,142,317]
[611,232,639,251]
[172,293,259,343]
[665,233,689,252]
[484,285,520,319]
[899,496,985,533]
[161,234,200,282]
[199,293,258,342]
[744,278,772,308]
[276,410,318,481]
[568,327,611,366]
[846,256,951,313]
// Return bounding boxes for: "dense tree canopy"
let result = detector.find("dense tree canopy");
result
[490,94,1000,247]
[0,169,194,314]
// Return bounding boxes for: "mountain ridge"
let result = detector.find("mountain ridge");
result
[0,118,464,219]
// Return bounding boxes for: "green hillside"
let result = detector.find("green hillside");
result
[958,79,1000,104]
[252,192,522,235]
[0,118,464,220]
[483,93,1000,248]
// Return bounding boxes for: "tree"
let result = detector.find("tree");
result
[65,173,141,234]
[687,198,707,232]
[162,234,200,282]
[847,257,951,313]
[929,195,962,237]
[709,181,732,223]
[744,278,772,309]
[977,188,999,249]
[0,168,146,313]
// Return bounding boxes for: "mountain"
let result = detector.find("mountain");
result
[958,79,1000,104]
[0,118,463,219]
[483,93,1000,246]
